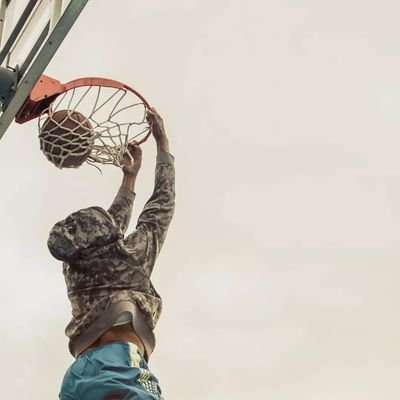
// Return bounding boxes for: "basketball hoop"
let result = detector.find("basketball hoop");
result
[16,75,151,169]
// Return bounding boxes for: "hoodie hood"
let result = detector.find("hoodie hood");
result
[48,206,122,262]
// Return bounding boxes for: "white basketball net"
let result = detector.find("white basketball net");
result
[38,84,150,169]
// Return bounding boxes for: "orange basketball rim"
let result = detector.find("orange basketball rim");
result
[16,75,152,169]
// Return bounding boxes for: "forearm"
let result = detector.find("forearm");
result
[136,154,175,232]
[121,173,137,192]
[108,175,136,234]
[156,138,169,154]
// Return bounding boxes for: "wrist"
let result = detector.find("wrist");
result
[122,173,137,191]
[156,139,170,153]
[123,171,138,178]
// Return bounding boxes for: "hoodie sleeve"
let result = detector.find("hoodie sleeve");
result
[124,152,175,271]
[107,186,136,235]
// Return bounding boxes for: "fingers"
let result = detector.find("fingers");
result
[122,143,142,171]
[146,108,153,123]
[126,141,142,158]
[146,107,163,124]
[146,107,156,118]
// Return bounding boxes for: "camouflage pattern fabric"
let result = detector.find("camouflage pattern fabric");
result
[48,152,175,360]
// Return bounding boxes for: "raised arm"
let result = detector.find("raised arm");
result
[125,108,175,264]
[107,143,142,234]
[135,150,175,251]
[137,108,174,237]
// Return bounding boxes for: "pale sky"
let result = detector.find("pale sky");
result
[1,0,400,399]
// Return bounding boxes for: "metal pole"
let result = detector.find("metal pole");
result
[0,0,8,47]
[0,0,39,65]
[18,21,50,78]
[50,0,62,31]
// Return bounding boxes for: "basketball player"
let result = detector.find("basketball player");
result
[48,107,175,400]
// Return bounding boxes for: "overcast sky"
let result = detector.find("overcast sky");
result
[1,0,400,399]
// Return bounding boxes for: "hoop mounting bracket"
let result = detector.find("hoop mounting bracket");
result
[0,65,18,111]
[15,74,64,123]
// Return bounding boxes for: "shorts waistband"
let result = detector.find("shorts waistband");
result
[79,341,141,358]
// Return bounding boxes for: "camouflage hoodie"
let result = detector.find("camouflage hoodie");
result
[48,152,175,360]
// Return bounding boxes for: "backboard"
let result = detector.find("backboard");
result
[0,0,88,140]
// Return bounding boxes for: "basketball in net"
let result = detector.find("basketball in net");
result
[39,109,95,168]
[19,76,152,170]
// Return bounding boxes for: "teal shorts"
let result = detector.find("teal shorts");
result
[60,342,163,400]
